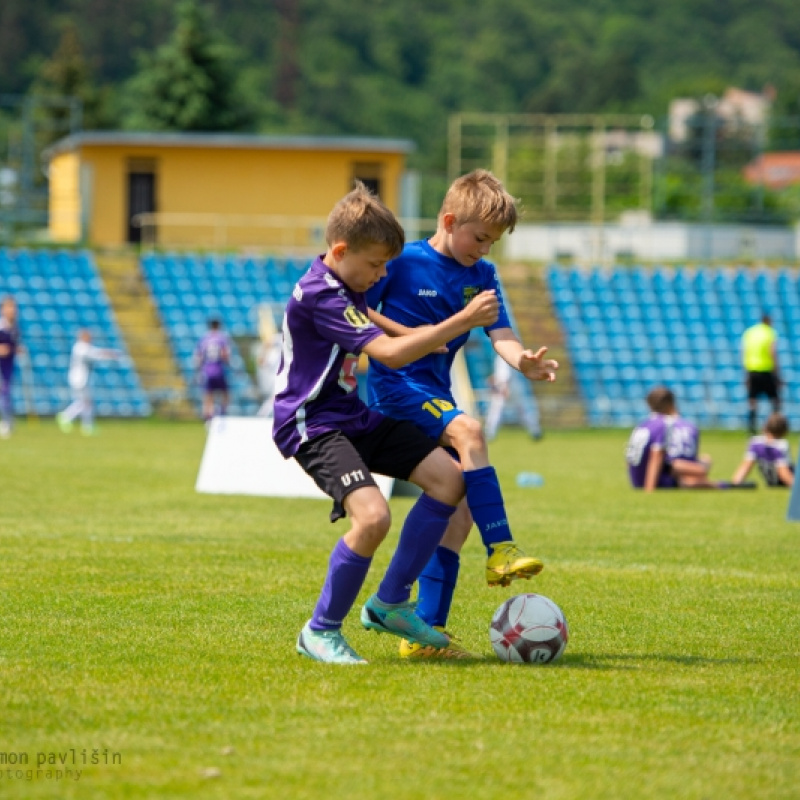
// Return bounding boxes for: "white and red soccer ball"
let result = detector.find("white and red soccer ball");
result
[489,593,569,664]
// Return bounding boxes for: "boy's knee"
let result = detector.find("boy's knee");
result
[356,504,392,539]
[410,452,465,507]
[450,415,487,446]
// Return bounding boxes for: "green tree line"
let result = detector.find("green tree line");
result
[2,0,800,219]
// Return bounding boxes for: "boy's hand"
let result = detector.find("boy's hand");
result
[463,290,499,328]
[518,346,558,382]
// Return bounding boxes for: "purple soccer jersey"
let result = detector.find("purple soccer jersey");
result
[271,257,385,458]
[195,330,230,381]
[626,414,677,489]
[626,413,702,489]
[662,415,700,464]
[743,436,794,486]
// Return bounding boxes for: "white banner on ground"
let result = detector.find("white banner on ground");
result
[195,416,394,500]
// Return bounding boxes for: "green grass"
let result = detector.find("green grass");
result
[1,420,799,799]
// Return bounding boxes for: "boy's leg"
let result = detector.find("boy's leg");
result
[0,374,13,433]
[80,391,94,432]
[442,413,543,585]
[360,493,454,649]
[309,538,372,631]
[415,503,472,627]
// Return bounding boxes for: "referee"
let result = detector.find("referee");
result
[742,313,781,434]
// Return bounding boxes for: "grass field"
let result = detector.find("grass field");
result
[1,420,798,800]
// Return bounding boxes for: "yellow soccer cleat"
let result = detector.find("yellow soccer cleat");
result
[398,627,483,660]
[486,541,544,587]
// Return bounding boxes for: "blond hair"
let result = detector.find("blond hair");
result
[440,169,518,232]
[325,181,404,258]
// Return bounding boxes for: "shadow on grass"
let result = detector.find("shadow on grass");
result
[369,651,760,670]
[552,652,760,670]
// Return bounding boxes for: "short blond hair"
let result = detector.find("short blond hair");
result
[325,181,404,258]
[440,169,518,232]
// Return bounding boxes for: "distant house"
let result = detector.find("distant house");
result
[668,86,773,142]
[44,131,416,248]
[743,152,800,190]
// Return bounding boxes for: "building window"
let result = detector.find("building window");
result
[127,158,158,244]
[351,162,383,199]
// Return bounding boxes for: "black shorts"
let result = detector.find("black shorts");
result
[204,375,228,393]
[747,371,779,401]
[294,418,439,522]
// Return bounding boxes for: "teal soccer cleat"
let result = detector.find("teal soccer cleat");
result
[360,594,450,649]
[296,622,368,665]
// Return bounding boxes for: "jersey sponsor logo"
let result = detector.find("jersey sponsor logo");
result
[338,354,359,393]
[462,285,481,306]
[418,288,438,297]
[343,305,371,329]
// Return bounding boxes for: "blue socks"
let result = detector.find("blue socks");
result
[311,538,372,630]
[377,494,457,605]
[464,466,512,553]
[416,546,461,628]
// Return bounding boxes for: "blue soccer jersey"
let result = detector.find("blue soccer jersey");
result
[365,239,511,411]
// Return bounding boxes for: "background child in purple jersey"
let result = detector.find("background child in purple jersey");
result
[626,386,718,491]
[732,412,795,487]
[194,318,231,423]
[0,296,24,439]
[271,182,500,664]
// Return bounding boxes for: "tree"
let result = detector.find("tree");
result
[122,0,255,132]
[29,20,117,137]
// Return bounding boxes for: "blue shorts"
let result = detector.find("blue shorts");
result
[371,385,464,442]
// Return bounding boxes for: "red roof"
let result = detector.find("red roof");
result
[743,152,800,189]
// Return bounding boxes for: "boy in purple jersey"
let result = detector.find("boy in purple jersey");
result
[272,183,500,664]
[626,386,718,491]
[0,296,24,439]
[365,169,558,659]
[732,412,794,487]
[194,318,231,422]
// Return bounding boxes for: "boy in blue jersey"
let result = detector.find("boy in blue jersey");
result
[272,182,500,664]
[366,169,558,658]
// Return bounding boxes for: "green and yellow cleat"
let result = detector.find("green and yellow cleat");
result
[399,627,484,660]
[486,541,544,587]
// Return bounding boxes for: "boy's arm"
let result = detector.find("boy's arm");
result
[643,448,665,492]
[367,308,449,353]
[490,328,558,383]
[777,464,794,486]
[363,290,498,370]
[367,308,414,337]
[731,457,754,484]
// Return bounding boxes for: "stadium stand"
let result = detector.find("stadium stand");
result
[140,252,310,416]
[547,264,800,430]
[0,248,151,418]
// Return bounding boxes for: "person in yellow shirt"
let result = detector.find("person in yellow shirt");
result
[741,313,781,434]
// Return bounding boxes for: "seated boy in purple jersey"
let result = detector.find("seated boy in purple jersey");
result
[626,386,717,491]
[194,318,231,422]
[732,412,794,487]
[271,182,500,664]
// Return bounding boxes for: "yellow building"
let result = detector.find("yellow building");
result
[45,132,416,248]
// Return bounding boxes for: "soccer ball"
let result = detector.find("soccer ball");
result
[489,593,569,664]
